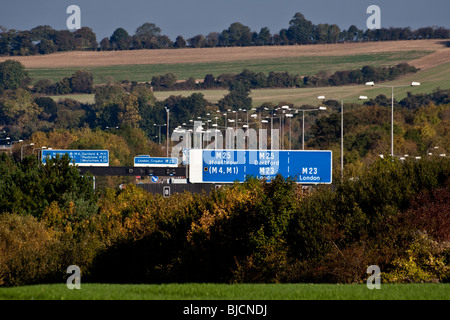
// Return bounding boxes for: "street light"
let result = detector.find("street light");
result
[318,95,367,178]
[164,107,170,157]
[285,113,293,150]
[294,106,327,151]
[21,143,35,161]
[280,106,290,149]
[9,139,23,155]
[154,123,166,145]
[365,81,420,157]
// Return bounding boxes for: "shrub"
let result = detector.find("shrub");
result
[0,214,57,286]
[383,232,450,283]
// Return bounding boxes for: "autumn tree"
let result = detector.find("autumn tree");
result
[118,94,141,128]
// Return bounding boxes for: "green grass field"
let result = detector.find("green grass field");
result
[29,50,430,85]
[0,283,448,300]
[50,59,450,108]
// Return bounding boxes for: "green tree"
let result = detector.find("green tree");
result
[256,27,272,45]
[225,22,252,47]
[151,73,177,89]
[286,12,314,44]
[70,70,94,94]
[94,84,128,127]
[30,25,56,41]
[174,35,186,48]
[34,96,58,121]
[110,28,130,50]
[0,153,96,219]
[188,35,206,48]
[99,37,110,51]
[54,30,76,51]
[37,39,56,54]
[56,77,72,95]
[73,27,97,50]
[135,23,161,38]
[218,81,252,111]
[0,60,30,92]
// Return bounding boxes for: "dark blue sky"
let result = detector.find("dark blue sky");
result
[1,0,449,41]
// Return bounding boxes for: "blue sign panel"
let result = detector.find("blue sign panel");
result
[134,155,178,167]
[200,150,332,184]
[42,150,109,166]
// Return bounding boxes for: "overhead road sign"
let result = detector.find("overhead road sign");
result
[134,155,178,167]
[189,149,332,184]
[77,166,186,177]
[42,149,109,166]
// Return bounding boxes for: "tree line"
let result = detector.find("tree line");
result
[1,13,449,56]
[150,63,419,91]
[0,154,448,286]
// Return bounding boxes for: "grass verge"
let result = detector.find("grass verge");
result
[0,283,449,300]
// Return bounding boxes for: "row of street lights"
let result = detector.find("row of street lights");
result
[365,81,421,157]
[20,143,53,162]
[316,81,421,178]
[131,79,424,179]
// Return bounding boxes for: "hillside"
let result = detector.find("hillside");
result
[1,39,448,70]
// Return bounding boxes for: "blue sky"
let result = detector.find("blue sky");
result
[1,0,449,41]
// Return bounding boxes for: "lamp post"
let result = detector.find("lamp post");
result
[285,113,293,150]
[154,123,166,145]
[365,81,420,157]
[295,106,327,151]
[10,139,23,155]
[164,107,170,157]
[33,146,46,164]
[21,143,35,161]
[318,95,367,178]
[281,106,290,150]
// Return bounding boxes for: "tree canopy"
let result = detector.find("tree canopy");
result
[0,60,30,92]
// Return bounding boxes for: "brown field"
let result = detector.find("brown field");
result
[1,40,448,70]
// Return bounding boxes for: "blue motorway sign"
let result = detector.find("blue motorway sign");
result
[190,149,332,184]
[42,149,109,166]
[134,155,178,167]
